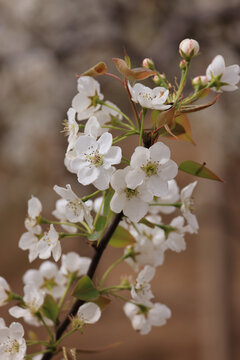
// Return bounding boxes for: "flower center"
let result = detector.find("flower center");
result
[68,200,83,217]
[184,197,194,212]
[5,338,20,354]
[141,161,158,177]
[124,188,139,199]
[42,277,57,291]
[86,151,103,167]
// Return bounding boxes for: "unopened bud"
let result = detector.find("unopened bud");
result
[179,59,187,70]
[192,75,208,87]
[179,39,200,60]
[142,58,155,70]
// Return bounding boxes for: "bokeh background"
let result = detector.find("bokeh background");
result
[0,0,240,359]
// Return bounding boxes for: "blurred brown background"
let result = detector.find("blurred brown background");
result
[0,0,240,359]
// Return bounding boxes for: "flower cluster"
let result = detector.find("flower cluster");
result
[1,38,239,359]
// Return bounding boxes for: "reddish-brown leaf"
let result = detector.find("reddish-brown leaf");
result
[113,58,156,80]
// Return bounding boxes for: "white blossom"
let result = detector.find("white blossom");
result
[23,261,66,299]
[124,301,171,335]
[65,108,79,152]
[131,266,155,306]
[77,302,101,324]
[206,55,240,92]
[126,143,178,197]
[180,181,199,234]
[110,167,153,222]
[0,277,10,306]
[37,224,62,262]
[166,216,187,252]
[18,230,41,263]
[60,252,91,278]
[52,199,77,233]
[53,184,93,227]
[72,76,103,120]
[124,217,167,270]
[0,320,26,360]
[24,196,42,234]
[149,180,180,214]
[128,82,171,110]
[70,132,122,190]
[9,285,45,327]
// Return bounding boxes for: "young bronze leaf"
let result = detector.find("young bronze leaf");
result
[79,62,107,77]
[178,95,219,114]
[109,225,135,248]
[113,58,156,80]
[72,276,99,301]
[174,114,195,144]
[179,160,223,182]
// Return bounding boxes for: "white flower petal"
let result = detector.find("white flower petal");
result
[77,302,101,324]
[110,193,126,213]
[97,132,113,154]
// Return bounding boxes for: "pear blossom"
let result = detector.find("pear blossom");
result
[180,181,199,234]
[131,266,155,306]
[0,320,26,359]
[65,108,79,152]
[110,167,153,222]
[149,180,180,214]
[18,230,41,263]
[23,261,66,299]
[206,55,240,92]
[70,132,122,190]
[179,39,199,59]
[166,216,188,252]
[128,82,171,110]
[76,302,101,324]
[124,218,167,270]
[60,252,91,279]
[126,143,178,197]
[72,76,103,120]
[37,224,62,262]
[0,277,10,306]
[52,199,78,233]
[24,196,42,234]
[9,285,45,327]
[53,184,93,227]
[124,301,171,335]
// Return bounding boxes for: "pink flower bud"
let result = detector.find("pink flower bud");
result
[179,39,200,59]
[192,75,208,86]
[142,58,154,69]
[179,59,187,70]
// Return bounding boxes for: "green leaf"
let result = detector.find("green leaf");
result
[179,160,223,182]
[95,216,107,232]
[72,276,99,301]
[41,295,59,322]
[109,225,135,248]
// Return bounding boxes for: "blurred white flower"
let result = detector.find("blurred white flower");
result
[131,266,155,306]
[18,230,41,263]
[166,216,187,252]
[0,277,10,307]
[124,301,171,335]
[180,181,199,234]
[206,55,240,92]
[24,195,42,234]
[149,180,179,215]
[0,320,26,359]
[60,252,91,279]
[23,261,66,299]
